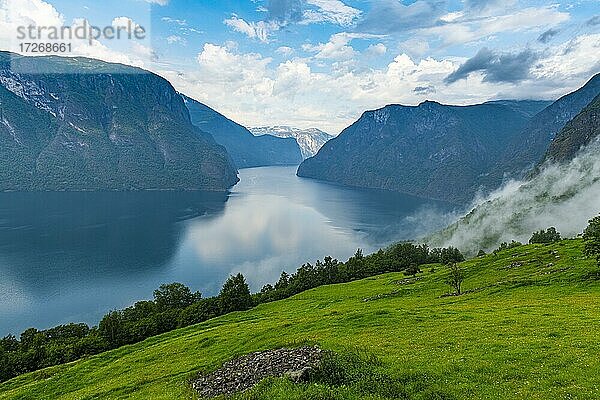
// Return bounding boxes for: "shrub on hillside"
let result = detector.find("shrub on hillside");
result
[583,216,600,265]
[494,241,522,255]
[404,264,422,277]
[529,227,562,244]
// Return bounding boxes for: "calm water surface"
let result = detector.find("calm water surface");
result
[0,166,454,335]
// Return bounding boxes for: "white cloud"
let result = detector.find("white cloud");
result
[166,35,186,45]
[162,44,460,133]
[423,6,570,45]
[428,142,600,255]
[131,42,157,60]
[195,43,273,87]
[0,0,156,69]
[400,37,430,58]
[224,15,280,43]
[465,0,518,15]
[533,34,600,80]
[440,11,464,23]
[303,32,386,61]
[302,0,362,26]
[366,43,387,56]
[111,16,141,30]
[276,46,295,56]
[0,0,64,49]
[68,18,145,67]
[142,0,168,5]
[160,31,599,134]
[356,1,569,47]
[161,16,187,26]
[303,33,358,60]
[222,0,361,44]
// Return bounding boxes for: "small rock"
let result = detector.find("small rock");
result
[284,367,313,383]
[192,346,323,398]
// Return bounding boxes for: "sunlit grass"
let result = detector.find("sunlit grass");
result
[1,239,599,399]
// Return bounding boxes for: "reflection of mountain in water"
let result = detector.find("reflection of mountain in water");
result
[0,191,228,292]
[1,167,456,335]
[301,183,457,245]
[236,167,457,246]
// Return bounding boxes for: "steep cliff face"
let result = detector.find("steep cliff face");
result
[183,96,303,168]
[297,100,549,204]
[0,52,238,191]
[539,94,600,165]
[426,93,600,255]
[491,74,600,180]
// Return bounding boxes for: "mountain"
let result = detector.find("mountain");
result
[297,100,551,204]
[248,126,333,159]
[427,96,600,256]
[538,94,600,165]
[491,74,600,181]
[0,52,238,191]
[182,96,303,168]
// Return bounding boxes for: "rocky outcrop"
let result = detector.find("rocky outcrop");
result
[192,347,323,398]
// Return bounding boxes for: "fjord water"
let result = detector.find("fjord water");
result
[0,166,454,335]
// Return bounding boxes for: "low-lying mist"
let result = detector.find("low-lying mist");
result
[425,141,600,256]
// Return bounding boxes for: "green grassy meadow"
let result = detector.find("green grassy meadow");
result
[1,239,599,400]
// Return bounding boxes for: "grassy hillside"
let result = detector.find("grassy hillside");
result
[1,239,599,400]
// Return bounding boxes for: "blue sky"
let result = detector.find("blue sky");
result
[2,0,600,132]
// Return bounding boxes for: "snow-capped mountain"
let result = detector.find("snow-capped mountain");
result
[249,126,333,159]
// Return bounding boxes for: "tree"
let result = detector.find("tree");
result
[178,298,220,327]
[317,256,340,284]
[387,243,429,271]
[494,241,522,255]
[344,249,367,279]
[439,247,465,264]
[98,311,126,346]
[583,216,600,265]
[260,284,275,294]
[529,227,562,244]
[445,263,465,295]
[219,273,253,313]
[274,271,290,291]
[404,264,421,277]
[291,263,320,292]
[153,283,201,311]
[122,301,157,322]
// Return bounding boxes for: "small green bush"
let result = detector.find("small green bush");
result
[529,227,562,245]
[583,216,600,265]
